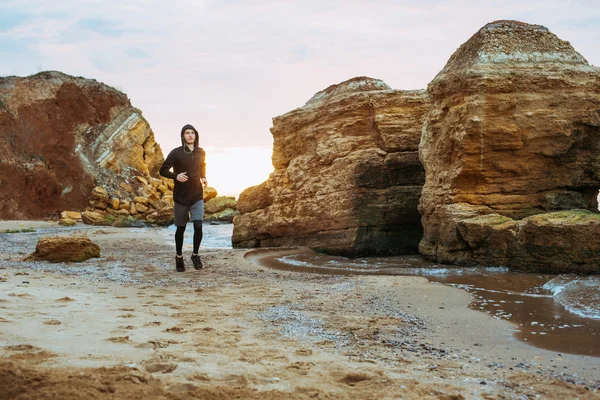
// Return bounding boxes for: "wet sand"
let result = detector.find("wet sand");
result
[248,247,600,357]
[0,221,599,399]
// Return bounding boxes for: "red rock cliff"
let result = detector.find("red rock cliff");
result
[0,71,163,219]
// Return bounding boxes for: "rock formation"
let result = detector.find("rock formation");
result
[24,236,100,263]
[233,77,430,255]
[205,195,239,223]
[419,20,600,273]
[0,71,163,219]
[69,184,230,227]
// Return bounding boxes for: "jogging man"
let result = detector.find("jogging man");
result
[159,124,207,272]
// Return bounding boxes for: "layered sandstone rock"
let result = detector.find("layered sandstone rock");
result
[205,195,239,223]
[419,20,600,273]
[233,77,430,255]
[0,71,163,219]
[24,236,100,263]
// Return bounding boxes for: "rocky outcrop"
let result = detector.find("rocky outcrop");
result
[0,71,163,219]
[419,20,600,273]
[24,236,100,263]
[204,193,239,223]
[233,77,430,255]
[81,178,175,226]
[77,184,237,227]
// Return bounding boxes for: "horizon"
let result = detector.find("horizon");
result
[2,1,600,197]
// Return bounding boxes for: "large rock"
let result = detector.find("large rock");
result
[0,71,163,219]
[233,77,430,256]
[205,196,236,214]
[419,20,600,273]
[24,236,100,263]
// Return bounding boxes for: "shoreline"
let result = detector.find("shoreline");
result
[0,222,598,398]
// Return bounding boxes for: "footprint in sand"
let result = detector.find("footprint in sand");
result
[56,297,75,302]
[339,372,375,386]
[106,336,131,343]
[167,383,197,392]
[43,319,62,325]
[135,339,179,349]
[143,363,178,374]
[164,327,186,334]
[295,349,313,356]
[287,361,315,375]
[5,344,38,351]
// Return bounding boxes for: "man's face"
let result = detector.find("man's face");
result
[183,129,196,145]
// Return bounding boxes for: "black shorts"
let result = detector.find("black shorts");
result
[174,200,204,226]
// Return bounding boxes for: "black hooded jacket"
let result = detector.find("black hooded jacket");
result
[159,124,206,206]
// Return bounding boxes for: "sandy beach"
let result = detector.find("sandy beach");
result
[0,221,598,399]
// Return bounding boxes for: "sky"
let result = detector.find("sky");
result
[1,0,600,196]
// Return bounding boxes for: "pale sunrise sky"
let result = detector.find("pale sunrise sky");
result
[2,1,600,196]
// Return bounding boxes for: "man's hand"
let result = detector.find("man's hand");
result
[177,172,188,182]
[201,178,208,188]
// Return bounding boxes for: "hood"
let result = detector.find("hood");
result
[181,124,199,148]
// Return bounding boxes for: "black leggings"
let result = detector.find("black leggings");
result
[175,221,203,256]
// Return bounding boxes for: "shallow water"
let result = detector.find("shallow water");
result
[245,247,600,357]
[166,222,233,249]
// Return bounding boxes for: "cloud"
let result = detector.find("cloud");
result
[2,0,600,195]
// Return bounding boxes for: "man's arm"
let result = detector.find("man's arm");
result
[159,150,177,180]
[200,150,207,188]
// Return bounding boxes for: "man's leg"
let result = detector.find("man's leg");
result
[190,220,203,269]
[175,225,186,272]
[175,225,186,256]
[193,220,203,254]
[189,199,205,270]
[173,202,190,272]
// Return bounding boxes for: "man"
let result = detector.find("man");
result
[159,124,207,272]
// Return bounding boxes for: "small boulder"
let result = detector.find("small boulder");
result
[82,211,106,225]
[89,187,109,209]
[129,203,138,215]
[25,236,100,263]
[134,196,149,206]
[110,197,120,210]
[120,182,133,194]
[206,208,240,223]
[60,211,82,221]
[149,177,162,188]
[203,187,218,201]
[58,218,77,226]
[146,207,175,226]
[205,196,236,214]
